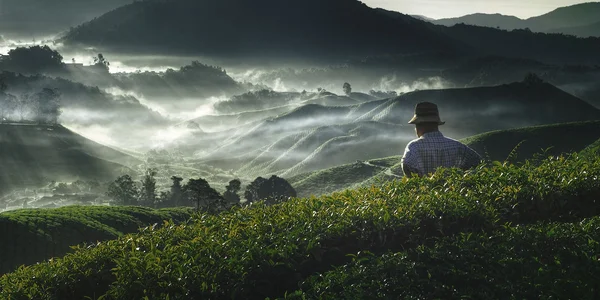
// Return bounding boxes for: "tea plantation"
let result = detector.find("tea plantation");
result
[1,149,599,299]
[0,206,194,275]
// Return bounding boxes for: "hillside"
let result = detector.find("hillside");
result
[179,81,600,182]
[0,205,194,275]
[289,121,600,198]
[61,0,459,60]
[0,124,138,194]
[430,2,600,37]
[462,120,600,162]
[1,151,599,299]
[435,13,526,30]
[59,0,600,64]
[548,21,600,38]
[0,0,132,38]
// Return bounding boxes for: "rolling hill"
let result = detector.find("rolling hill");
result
[0,124,138,194]
[0,205,193,275]
[430,2,600,37]
[288,121,600,198]
[183,80,600,181]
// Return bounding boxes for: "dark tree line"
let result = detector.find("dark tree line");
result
[0,78,62,124]
[107,170,296,214]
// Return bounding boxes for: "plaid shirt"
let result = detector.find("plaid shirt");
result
[401,131,482,177]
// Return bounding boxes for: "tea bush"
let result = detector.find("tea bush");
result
[295,216,600,299]
[1,153,599,299]
[0,206,193,275]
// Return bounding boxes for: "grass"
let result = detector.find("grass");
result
[0,206,194,275]
[0,148,599,299]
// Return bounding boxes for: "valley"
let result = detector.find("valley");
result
[1,0,600,298]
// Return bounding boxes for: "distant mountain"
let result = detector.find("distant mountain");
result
[61,0,459,60]
[0,124,135,194]
[0,0,132,38]
[430,2,600,37]
[435,13,526,30]
[548,21,600,38]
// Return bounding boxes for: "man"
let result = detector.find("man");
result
[401,102,482,178]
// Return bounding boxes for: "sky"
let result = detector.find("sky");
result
[362,0,595,19]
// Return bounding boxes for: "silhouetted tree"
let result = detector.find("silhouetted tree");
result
[184,178,224,213]
[170,176,184,206]
[107,175,139,206]
[0,45,64,74]
[223,179,241,205]
[93,53,110,72]
[343,82,352,95]
[244,175,297,205]
[15,94,32,121]
[139,168,158,207]
[523,72,544,86]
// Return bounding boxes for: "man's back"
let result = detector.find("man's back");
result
[401,131,481,177]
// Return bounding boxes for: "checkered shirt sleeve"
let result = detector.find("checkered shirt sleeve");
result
[401,131,482,177]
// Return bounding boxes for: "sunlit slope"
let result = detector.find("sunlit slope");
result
[0,206,193,275]
[1,152,599,299]
[0,124,137,193]
[289,121,600,198]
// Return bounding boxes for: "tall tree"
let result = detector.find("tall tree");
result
[223,179,242,206]
[244,175,297,205]
[107,175,139,206]
[139,168,158,207]
[170,176,184,207]
[184,178,224,213]
[343,82,352,95]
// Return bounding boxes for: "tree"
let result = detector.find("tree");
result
[139,168,158,207]
[107,175,139,206]
[184,178,225,213]
[523,72,544,86]
[343,82,352,95]
[93,53,110,72]
[170,176,184,207]
[244,175,297,205]
[223,179,241,206]
[15,94,32,122]
[32,88,61,124]
[0,45,64,74]
[0,93,17,123]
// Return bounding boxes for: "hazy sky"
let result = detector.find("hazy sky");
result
[362,0,595,19]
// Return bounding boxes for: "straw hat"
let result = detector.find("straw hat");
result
[408,102,446,125]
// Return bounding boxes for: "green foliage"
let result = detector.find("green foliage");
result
[139,169,158,207]
[244,175,297,204]
[183,178,224,213]
[0,205,194,275]
[1,152,599,299]
[107,175,139,206]
[296,217,600,299]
